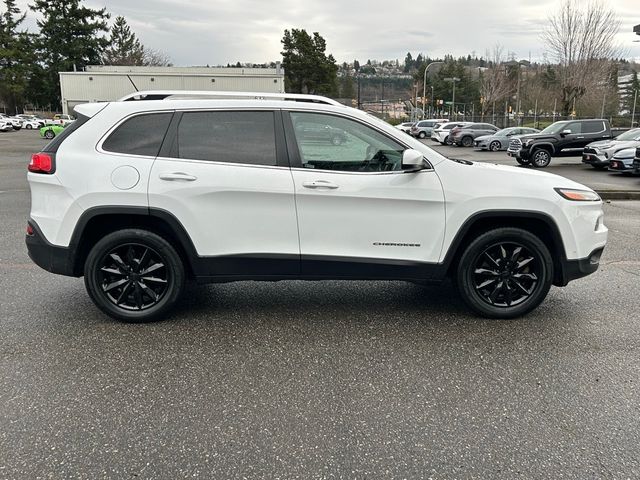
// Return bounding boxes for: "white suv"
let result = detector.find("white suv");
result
[26,91,608,322]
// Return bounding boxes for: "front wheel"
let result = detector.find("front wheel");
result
[84,229,185,323]
[26,124,33,130]
[489,140,501,151]
[531,148,552,168]
[455,228,553,319]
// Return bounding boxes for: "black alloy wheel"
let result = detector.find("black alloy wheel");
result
[489,140,501,151]
[472,242,540,308]
[456,228,553,318]
[461,136,474,147]
[84,229,185,322]
[97,243,169,311]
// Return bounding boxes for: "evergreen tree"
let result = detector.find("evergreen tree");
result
[281,28,338,96]
[102,16,144,66]
[31,0,110,109]
[0,0,32,114]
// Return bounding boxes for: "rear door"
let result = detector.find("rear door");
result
[147,109,300,276]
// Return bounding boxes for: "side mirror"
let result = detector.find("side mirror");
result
[402,149,425,170]
[561,129,572,136]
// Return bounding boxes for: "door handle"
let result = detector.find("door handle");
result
[159,172,197,181]
[302,180,339,189]
[576,136,585,139]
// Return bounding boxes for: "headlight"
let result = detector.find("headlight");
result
[554,188,601,201]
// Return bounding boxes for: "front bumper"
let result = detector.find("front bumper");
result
[26,220,78,277]
[474,140,489,149]
[507,147,529,159]
[633,158,640,174]
[558,247,604,286]
[608,159,634,172]
[582,152,608,166]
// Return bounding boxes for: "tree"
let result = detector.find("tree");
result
[142,48,172,67]
[102,16,144,66]
[30,0,110,109]
[0,0,32,114]
[281,28,338,95]
[479,46,512,115]
[541,0,620,115]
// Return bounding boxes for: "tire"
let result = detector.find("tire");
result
[455,227,553,319]
[531,148,552,168]
[44,130,55,139]
[515,157,530,166]
[418,131,427,139]
[444,135,452,145]
[26,124,33,130]
[84,229,185,323]
[461,136,473,147]
[489,140,501,152]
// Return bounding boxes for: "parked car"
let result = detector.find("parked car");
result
[633,147,640,174]
[39,124,65,139]
[582,128,640,170]
[16,114,46,128]
[474,127,540,151]
[450,123,500,147]
[21,119,42,130]
[431,122,471,145]
[25,91,607,322]
[395,122,415,134]
[0,119,13,132]
[46,114,75,126]
[410,119,448,139]
[607,147,637,174]
[294,122,347,145]
[507,119,612,168]
[0,114,23,130]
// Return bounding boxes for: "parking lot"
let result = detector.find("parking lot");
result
[2,130,640,478]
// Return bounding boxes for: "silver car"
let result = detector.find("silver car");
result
[608,147,637,174]
[474,127,540,151]
[582,128,640,169]
[411,119,448,139]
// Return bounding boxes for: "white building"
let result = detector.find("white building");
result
[59,65,285,114]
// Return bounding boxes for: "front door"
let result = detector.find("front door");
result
[285,110,446,279]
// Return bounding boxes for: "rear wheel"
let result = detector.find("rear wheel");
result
[461,136,473,147]
[84,229,185,323]
[455,228,553,319]
[444,135,452,145]
[531,148,552,168]
[25,124,33,130]
[418,131,427,139]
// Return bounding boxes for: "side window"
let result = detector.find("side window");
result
[582,121,605,133]
[103,113,173,156]
[175,111,276,166]
[290,112,406,173]
[564,122,582,134]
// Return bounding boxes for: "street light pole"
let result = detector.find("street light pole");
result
[444,77,460,120]
[422,61,443,120]
[632,89,638,128]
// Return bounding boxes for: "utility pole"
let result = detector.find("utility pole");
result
[444,77,460,120]
[422,61,443,120]
[632,89,638,128]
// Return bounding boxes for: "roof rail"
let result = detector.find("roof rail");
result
[117,90,344,106]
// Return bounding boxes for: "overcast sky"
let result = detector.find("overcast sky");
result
[13,0,640,66]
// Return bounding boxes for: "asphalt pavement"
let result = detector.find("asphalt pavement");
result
[1,130,640,478]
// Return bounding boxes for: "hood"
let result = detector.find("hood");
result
[612,147,637,159]
[587,139,639,150]
[475,135,491,141]
[517,132,556,142]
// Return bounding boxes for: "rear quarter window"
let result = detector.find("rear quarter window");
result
[582,120,606,134]
[102,112,173,157]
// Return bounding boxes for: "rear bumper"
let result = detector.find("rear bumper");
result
[26,220,78,277]
[557,247,604,286]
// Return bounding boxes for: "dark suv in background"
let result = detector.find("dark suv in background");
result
[450,123,499,147]
[507,119,611,168]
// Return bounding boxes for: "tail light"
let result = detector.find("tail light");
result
[26,224,34,236]
[28,152,55,174]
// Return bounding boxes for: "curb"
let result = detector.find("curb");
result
[595,190,640,201]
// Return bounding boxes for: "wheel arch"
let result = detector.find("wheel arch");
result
[69,206,199,277]
[441,210,568,286]
[531,143,555,155]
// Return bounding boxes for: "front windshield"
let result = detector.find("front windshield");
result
[497,128,516,135]
[615,128,640,141]
[540,122,569,134]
